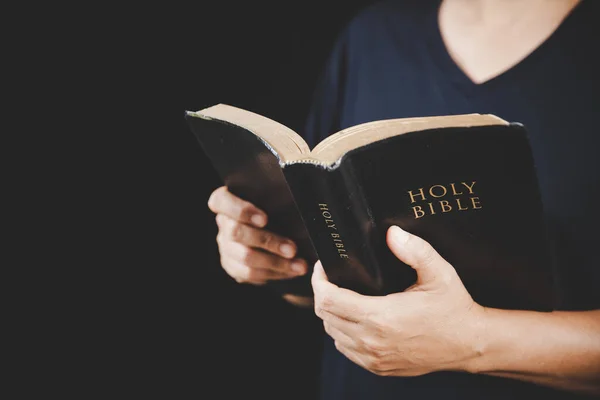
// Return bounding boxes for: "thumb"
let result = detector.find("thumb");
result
[386,225,452,286]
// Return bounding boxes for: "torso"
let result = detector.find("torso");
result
[304,1,599,399]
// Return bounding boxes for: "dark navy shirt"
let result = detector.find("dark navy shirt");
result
[303,1,599,399]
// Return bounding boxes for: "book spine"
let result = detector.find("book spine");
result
[282,162,384,295]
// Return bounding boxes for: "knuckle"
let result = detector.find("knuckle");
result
[373,367,392,377]
[319,292,333,310]
[239,246,254,265]
[370,311,396,339]
[245,268,268,285]
[374,319,390,337]
[366,312,385,331]
[275,257,292,273]
[314,304,323,318]
[245,268,259,282]
[354,336,367,350]
[364,355,386,375]
[258,232,274,248]
[229,221,244,242]
[362,338,385,356]
[363,355,378,369]
[238,202,254,221]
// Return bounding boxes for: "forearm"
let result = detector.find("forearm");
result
[465,308,600,395]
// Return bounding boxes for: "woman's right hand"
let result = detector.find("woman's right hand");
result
[208,186,308,285]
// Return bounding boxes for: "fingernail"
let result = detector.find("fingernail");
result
[251,214,266,227]
[390,225,409,242]
[291,260,306,274]
[280,242,295,258]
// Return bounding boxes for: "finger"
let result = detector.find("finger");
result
[208,186,267,227]
[283,294,314,308]
[312,261,375,323]
[311,259,330,284]
[221,256,299,284]
[317,302,362,336]
[323,321,356,349]
[223,241,307,276]
[386,225,452,285]
[216,214,297,258]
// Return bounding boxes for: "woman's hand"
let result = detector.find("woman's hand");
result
[312,225,485,376]
[208,186,308,285]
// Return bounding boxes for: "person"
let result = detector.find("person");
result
[207,0,600,398]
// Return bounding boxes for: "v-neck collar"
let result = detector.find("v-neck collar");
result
[426,0,587,92]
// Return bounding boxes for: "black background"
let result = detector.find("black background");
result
[59,1,376,399]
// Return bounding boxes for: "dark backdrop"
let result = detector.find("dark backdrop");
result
[77,1,377,399]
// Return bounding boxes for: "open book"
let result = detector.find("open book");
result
[189,103,507,167]
[186,104,557,311]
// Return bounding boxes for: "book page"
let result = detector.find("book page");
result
[308,114,508,164]
[191,104,310,161]
[191,104,507,166]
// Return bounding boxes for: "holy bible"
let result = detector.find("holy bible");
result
[186,103,557,311]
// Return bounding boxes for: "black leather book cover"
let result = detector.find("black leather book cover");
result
[187,110,556,310]
[186,114,317,296]
[285,124,556,310]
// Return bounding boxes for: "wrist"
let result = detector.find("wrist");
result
[454,303,491,374]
